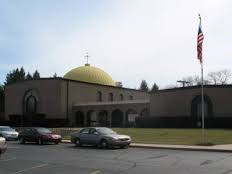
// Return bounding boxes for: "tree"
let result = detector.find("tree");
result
[5,67,26,85]
[139,80,149,92]
[26,72,33,80]
[0,85,4,112]
[53,73,57,78]
[33,70,40,79]
[207,69,232,85]
[151,83,159,92]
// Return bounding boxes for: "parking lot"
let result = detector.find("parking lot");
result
[1,142,232,174]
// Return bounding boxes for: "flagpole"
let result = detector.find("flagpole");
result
[201,60,205,144]
[199,14,205,144]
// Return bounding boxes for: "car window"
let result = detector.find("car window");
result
[35,128,51,134]
[96,128,116,135]
[0,127,13,132]
[80,128,89,134]
[89,128,97,134]
[24,128,31,133]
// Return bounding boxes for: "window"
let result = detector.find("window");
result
[108,93,113,101]
[80,128,90,134]
[26,96,37,113]
[129,95,133,100]
[89,128,97,134]
[120,94,123,101]
[97,91,102,102]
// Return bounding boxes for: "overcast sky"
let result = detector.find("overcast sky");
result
[0,0,232,89]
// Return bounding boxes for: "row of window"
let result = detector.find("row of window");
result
[97,91,133,102]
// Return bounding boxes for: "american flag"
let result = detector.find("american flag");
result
[197,19,204,64]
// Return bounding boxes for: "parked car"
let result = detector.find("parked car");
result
[0,126,19,141]
[71,127,131,149]
[0,137,7,156]
[18,127,62,145]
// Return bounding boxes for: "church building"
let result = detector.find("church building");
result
[4,63,149,127]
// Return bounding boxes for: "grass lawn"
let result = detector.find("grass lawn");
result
[54,128,232,146]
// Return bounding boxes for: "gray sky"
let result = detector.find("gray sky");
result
[0,0,232,89]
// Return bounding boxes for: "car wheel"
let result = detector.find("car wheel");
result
[55,141,59,145]
[100,140,108,149]
[19,137,25,144]
[75,138,81,147]
[38,138,43,145]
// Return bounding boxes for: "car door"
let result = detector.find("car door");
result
[22,128,31,141]
[88,128,100,145]
[79,128,90,144]
[30,128,39,142]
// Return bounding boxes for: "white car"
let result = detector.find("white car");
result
[0,126,19,141]
[0,137,7,156]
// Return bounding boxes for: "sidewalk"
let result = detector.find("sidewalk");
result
[62,140,232,153]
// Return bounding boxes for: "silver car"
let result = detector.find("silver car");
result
[71,127,131,148]
[0,126,19,141]
[0,137,7,156]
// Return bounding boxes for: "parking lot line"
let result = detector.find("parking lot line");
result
[9,164,49,174]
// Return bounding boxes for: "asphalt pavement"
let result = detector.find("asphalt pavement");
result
[1,141,232,174]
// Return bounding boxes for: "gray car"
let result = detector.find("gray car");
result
[0,126,19,141]
[0,137,7,156]
[71,127,131,148]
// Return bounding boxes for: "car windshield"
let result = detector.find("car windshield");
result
[0,127,14,132]
[35,128,52,134]
[97,128,116,135]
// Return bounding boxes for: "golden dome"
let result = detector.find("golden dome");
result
[64,64,115,86]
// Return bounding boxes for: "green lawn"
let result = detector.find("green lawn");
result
[54,128,232,146]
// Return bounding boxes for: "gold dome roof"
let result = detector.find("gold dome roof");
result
[64,64,115,86]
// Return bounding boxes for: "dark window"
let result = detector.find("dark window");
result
[26,96,37,113]
[120,94,123,101]
[97,91,102,102]
[89,128,97,134]
[129,95,133,100]
[80,128,89,134]
[108,93,113,101]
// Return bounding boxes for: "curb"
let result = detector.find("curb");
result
[129,144,232,153]
[61,140,232,153]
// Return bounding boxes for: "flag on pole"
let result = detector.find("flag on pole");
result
[197,16,204,63]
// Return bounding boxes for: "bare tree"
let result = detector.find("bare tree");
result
[207,69,232,85]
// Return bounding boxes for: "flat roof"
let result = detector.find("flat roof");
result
[5,77,149,93]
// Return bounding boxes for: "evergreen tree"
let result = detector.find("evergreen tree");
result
[26,72,33,80]
[151,83,159,92]
[0,85,4,112]
[53,73,57,78]
[33,70,40,79]
[5,67,26,85]
[139,80,149,92]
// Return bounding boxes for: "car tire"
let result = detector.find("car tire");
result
[55,141,59,145]
[100,140,108,149]
[75,138,81,147]
[38,138,43,145]
[19,137,25,144]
